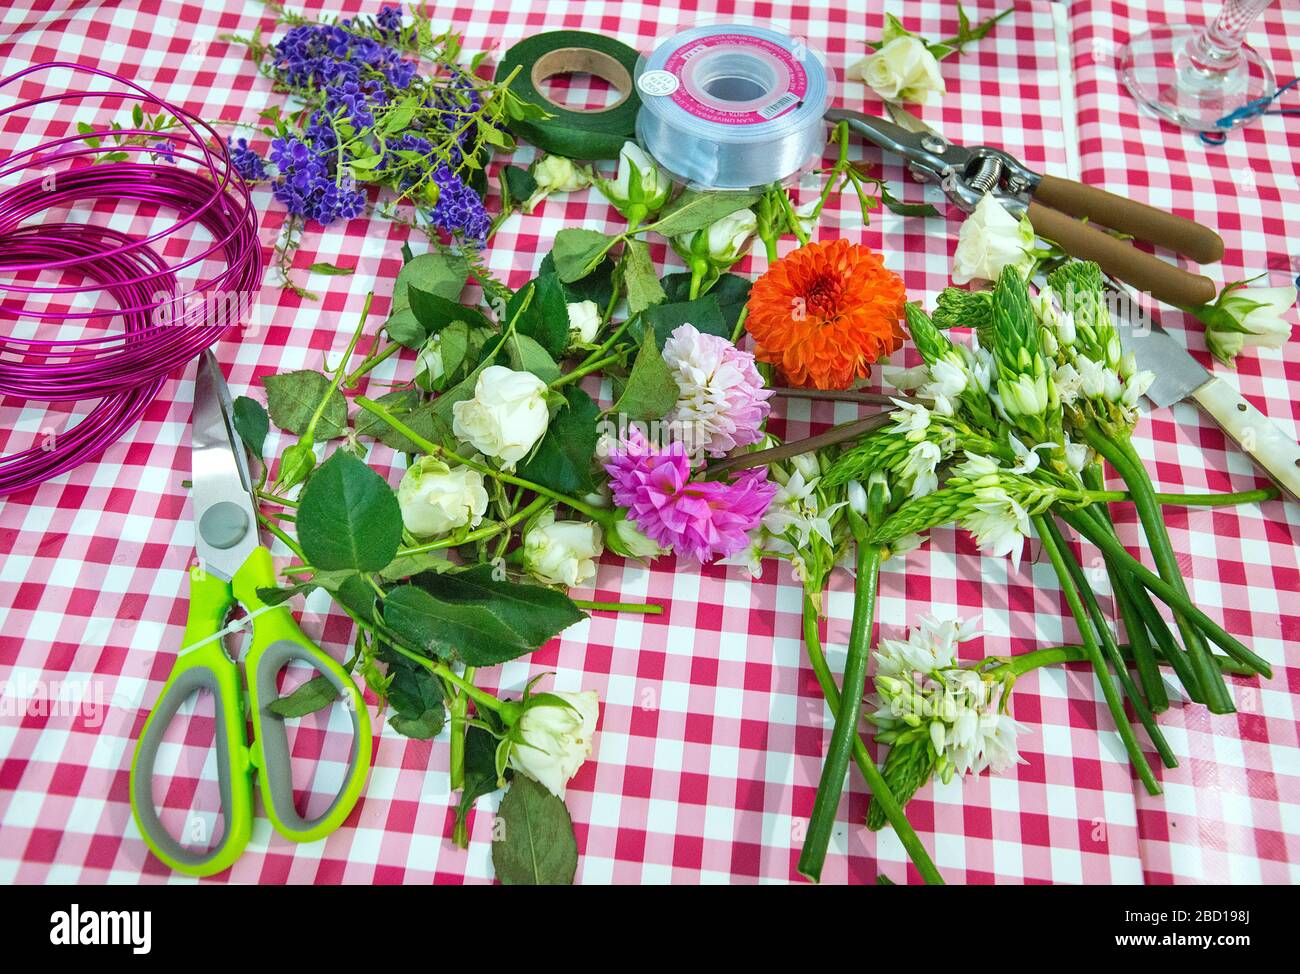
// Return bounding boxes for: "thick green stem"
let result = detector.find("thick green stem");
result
[449,665,474,792]
[993,644,1255,679]
[798,526,880,883]
[1034,515,1161,795]
[1080,465,1167,713]
[1043,517,1177,770]
[1086,427,1235,713]
[1060,510,1271,678]
[551,353,619,390]
[799,596,943,885]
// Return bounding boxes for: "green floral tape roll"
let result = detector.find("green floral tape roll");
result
[495,31,642,161]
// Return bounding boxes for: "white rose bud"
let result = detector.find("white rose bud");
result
[526,154,591,212]
[522,510,603,587]
[566,299,601,346]
[951,193,1036,286]
[415,332,444,391]
[1205,284,1296,363]
[396,456,488,538]
[509,690,600,798]
[673,207,758,269]
[606,516,666,560]
[598,141,672,226]
[451,365,549,467]
[853,34,946,106]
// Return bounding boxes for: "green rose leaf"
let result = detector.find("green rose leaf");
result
[408,284,494,337]
[383,567,585,666]
[551,228,617,283]
[623,237,665,314]
[509,273,571,360]
[268,675,340,718]
[634,294,731,349]
[539,252,616,310]
[492,774,578,885]
[506,332,561,385]
[386,665,446,740]
[646,189,761,238]
[613,329,681,420]
[379,550,456,582]
[383,306,426,349]
[455,722,509,841]
[262,370,349,440]
[517,386,600,495]
[392,251,469,310]
[296,450,403,573]
[500,165,538,209]
[355,388,455,454]
[232,395,269,457]
[662,271,751,331]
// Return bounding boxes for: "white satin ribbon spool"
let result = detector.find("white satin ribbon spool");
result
[635,23,832,190]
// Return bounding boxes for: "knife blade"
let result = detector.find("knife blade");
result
[1112,291,1300,501]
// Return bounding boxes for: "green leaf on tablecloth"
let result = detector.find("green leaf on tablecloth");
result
[517,386,600,495]
[268,675,340,718]
[551,228,618,283]
[385,664,446,740]
[262,370,349,440]
[622,237,665,314]
[392,251,469,310]
[408,284,493,337]
[307,261,356,276]
[297,450,403,573]
[232,395,269,457]
[612,330,680,420]
[644,189,760,238]
[492,774,578,885]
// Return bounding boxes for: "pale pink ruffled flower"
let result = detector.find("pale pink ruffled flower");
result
[602,430,776,563]
[661,323,772,458]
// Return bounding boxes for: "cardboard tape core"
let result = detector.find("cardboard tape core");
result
[531,47,632,114]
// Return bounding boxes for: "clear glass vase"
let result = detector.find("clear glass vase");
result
[1119,0,1276,132]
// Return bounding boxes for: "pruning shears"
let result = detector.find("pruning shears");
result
[826,105,1225,308]
[130,351,372,877]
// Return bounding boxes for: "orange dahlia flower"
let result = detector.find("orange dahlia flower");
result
[745,239,907,389]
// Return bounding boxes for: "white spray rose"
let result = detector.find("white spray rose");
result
[853,34,946,106]
[566,300,601,345]
[598,141,672,225]
[1203,284,1296,363]
[510,690,600,798]
[522,510,603,587]
[951,193,1035,285]
[397,456,488,538]
[526,154,591,212]
[451,365,549,466]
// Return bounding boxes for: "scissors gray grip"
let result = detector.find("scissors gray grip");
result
[249,639,370,840]
[130,663,252,876]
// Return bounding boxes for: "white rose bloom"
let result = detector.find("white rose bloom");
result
[526,154,591,212]
[451,365,549,466]
[522,510,603,587]
[853,34,946,106]
[704,208,758,260]
[510,690,600,798]
[1206,284,1296,361]
[566,300,601,345]
[951,193,1036,285]
[396,456,489,538]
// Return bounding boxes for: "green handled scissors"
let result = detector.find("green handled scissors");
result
[130,350,372,877]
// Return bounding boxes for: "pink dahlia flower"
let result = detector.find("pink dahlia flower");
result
[603,430,777,563]
[661,323,772,458]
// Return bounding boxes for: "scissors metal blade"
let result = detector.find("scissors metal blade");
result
[191,351,259,580]
[824,107,971,182]
[885,103,944,137]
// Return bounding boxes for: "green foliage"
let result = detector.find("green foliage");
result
[268,675,340,718]
[622,237,665,314]
[455,721,509,842]
[932,287,993,333]
[551,229,618,283]
[296,450,403,573]
[645,189,760,237]
[386,664,446,740]
[612,330,680,421]
[491,774,579,885]
[508,274,571,359]
[904,302,954,367]
[262,370,349,440]
[232,395,269,457]
[517,387,600,494]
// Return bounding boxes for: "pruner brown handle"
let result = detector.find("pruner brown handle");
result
[1027,201,1218,308]
[1033,174,1225,264]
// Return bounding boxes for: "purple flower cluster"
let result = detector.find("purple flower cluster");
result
[227,137,267,181]
[270,22,416,95]
[269,135,366,225]
[376,5,404,37]
[429,164,489,245]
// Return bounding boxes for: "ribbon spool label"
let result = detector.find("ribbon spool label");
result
[639,33,808,126]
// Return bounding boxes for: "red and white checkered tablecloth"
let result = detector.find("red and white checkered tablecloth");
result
[0,0,1296,885]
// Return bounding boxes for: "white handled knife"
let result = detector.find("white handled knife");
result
[1113,295,1300,501]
